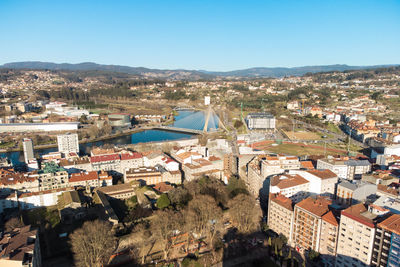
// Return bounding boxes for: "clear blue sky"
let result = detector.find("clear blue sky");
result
[0,0,399,71]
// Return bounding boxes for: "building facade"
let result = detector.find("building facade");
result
[57,133,79,154]
[245,112,276,130]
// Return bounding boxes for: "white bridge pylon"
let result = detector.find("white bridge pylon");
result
[203,105,227,133]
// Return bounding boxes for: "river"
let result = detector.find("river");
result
[0,110,219,167]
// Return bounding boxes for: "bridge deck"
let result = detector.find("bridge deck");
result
[155,126,204,134]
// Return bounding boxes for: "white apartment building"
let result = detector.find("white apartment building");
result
[317,157,371,180]
[289,169,338,198]
[19,187,74,210]
[336,203,377,267]
[268,193,294,244]
[23,138,34,163]
[246,112,276,130]
[269,174,310,203]
[57,133,79,154]
[261,155,300,178]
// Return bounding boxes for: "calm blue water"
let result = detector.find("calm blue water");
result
[172,110,219,131]
[0,110,217,166]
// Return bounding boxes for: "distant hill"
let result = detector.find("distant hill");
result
[1,61,398,79]
[201,64,398,77]
[0,62,213,80]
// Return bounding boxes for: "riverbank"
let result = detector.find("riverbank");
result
[0,128,146,153]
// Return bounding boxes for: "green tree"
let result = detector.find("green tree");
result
[157,193,171,209]
[227,177,248,198]
[308,249,320,262]
[234,120,243,129]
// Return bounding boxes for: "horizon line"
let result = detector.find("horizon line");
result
[0,60,399,73]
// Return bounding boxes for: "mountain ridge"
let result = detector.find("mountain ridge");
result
[1,61,398,79]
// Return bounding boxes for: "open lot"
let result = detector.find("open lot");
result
[283,130,322,140]
[253,142,350,156]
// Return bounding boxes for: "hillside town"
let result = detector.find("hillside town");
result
[0,66,399,267]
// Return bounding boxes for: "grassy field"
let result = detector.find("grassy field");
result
[255,142,349,156]
[283,130,322,140]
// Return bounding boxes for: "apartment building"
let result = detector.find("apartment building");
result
[290,169,338,198]
[269,174,309,203]
[245,112,276,130]
[261,155,300,178]
[57,133,79,154]
[0,169,39,193]
[69,171,112,188]
[268,193,294,244]
[373,214,400,267]
[60,156,92,173]
[90,154,121,172]
[95,183,135,200]
[336,180,377,207]
[120,152,143,172]
[292,196,332,253]
[336,203,378,267]
[22,138,34,164]
[317,157,371,180]
[124,167,163,185]
[19,187,75,210]
[182,158,223,182]
[39,169,69,191]
[319,210,340,267]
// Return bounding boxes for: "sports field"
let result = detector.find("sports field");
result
[283,130,322,140]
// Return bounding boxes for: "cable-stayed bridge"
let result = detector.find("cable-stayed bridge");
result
[160,106,226,134]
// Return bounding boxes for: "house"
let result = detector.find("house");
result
[0,225,41,267]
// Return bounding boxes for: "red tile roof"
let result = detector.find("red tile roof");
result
[270,193,294,211]
[300,161,314,170]
[153,182,174,193]
[322,211,339,226]
[69,171,98,182]
[90,154,120,163]
[341,203,375,228]
[378,214,400,236]
[307,169,337,179]
[270,174,309,189]
[296,196,332,217]
[120,152,142,160]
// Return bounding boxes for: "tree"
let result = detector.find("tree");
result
[157,193,171,209]
[186,195,223,251]
[371,91,382,100]
[150,210,182,260]
[227,177,248,198]
[168,187,192,208]
[69,220,116,267]
[227,194,260,233]
[79,114,88,124]
[278,233,288,245]
[308,249,320,262]
[4,216,24,232]
[234,120,243,129]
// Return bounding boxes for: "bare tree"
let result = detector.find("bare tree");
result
[186,195,222,247]
[150,210,182,261]
[69,220,117,267]
[227,194,261,234]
